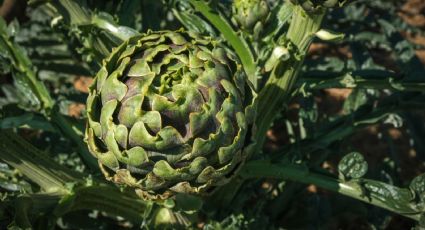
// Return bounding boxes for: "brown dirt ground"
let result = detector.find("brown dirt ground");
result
[67,76,92,118]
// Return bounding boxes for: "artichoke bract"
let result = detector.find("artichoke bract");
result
[85,30,255,199]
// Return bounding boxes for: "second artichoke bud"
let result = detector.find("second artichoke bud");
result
[232,0,270,33]
[290,0,350,13]
[85,30,256,199]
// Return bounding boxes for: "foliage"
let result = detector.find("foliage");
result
[0,0,425,229]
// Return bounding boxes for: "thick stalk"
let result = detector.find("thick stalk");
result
[0,130,152,225]
[0,130,82,193]
[12,192,63,229]
[10,186,152,228]
[241,161,421,221]
[54,185,152,224]
[255,5,325,151]
[9,186,153,228]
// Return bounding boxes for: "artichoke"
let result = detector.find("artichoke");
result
[232,0,269,32]
[85,30,256,199]
[290,0,350,13]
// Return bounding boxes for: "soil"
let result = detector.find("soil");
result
[399,0,425,66]
[0,0,27,23]
[67,76,92,118]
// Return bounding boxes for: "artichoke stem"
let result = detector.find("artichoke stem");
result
[254,4,325,152]
[241,160,421,221]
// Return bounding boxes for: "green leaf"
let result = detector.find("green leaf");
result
[338,152,368,180]
[91,13,139,41]
[262,0,294,41]
[298,69,425,92]
[48,0,140,63]
[0,17,53,111]
[361,180,416,214]
[173,9,216,36]
[169,0,217,36]
[0,112,55,131]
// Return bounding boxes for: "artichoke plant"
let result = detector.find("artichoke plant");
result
[85,30,256,199]
[3,0,425,228]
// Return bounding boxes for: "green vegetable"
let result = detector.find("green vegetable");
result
[232,0,270,31]
[338,152,368,180]
[290,0,350,13]
[85,30,256,199]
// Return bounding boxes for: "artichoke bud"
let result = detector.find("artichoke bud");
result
[264,37,296,72]
[232,0,270,32]
[290,0,349,13]
[85,30,256,199]
[264,46,290,72]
